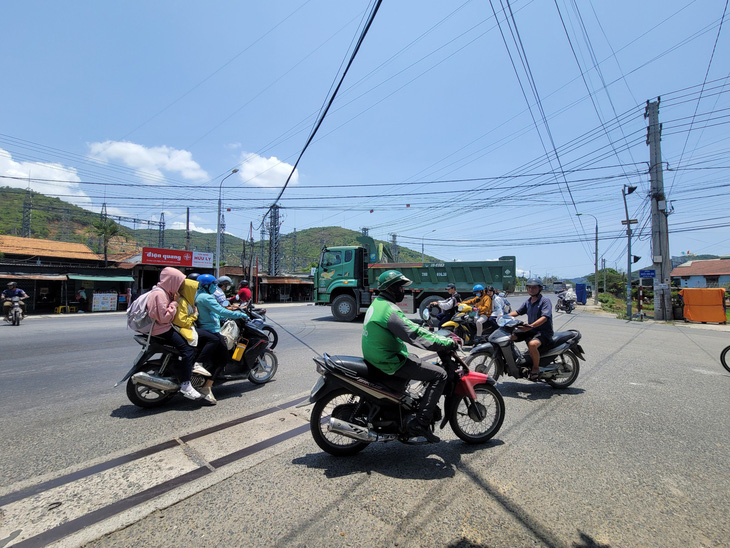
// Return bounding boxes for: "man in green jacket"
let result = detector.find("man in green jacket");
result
[362,270,458,443]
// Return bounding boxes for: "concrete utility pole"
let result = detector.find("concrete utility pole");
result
[645,99,673,320]
[622,185,638,320]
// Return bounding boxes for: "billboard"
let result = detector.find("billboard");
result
[141,247,213,269]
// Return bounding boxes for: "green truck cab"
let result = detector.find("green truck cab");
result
[314,240,516,322]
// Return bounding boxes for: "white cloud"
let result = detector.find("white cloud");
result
[238,151,298,188]
[169,221,215,234]
[0,148,93,209]
[88,141,208,182]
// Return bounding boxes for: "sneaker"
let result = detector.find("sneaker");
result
[192,363,212,377]
[180,383,202,400]
[199,386,217,406]
[406,417,440,443]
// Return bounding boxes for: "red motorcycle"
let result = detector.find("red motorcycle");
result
[308,350,505,456]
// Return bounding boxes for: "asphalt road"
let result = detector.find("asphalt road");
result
[1,302,729,547]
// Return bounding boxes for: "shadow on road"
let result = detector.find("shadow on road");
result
[292,437,505,480]
[109,380,269,419]
[497,382,585,401]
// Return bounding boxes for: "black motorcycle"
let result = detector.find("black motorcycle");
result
[465,316,584,388]
[118,318,278,408]
[3,296,23,326]
[307,350,505,456]
[555,298,576,314]
[244,302,278,349]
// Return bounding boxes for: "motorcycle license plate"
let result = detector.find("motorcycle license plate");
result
[310,376,326,399]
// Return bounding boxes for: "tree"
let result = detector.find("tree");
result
[584,268,627,297]
[89,218,121,266]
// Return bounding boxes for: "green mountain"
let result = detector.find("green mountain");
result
[0,187,435,270]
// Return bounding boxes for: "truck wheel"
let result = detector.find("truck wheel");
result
[332,295,358,322]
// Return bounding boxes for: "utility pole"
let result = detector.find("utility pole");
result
[185,208,191,251]
[602,258,606,293]
[645,99,672,320]
[622,185,638,320]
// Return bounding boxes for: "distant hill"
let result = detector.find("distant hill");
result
[0,187,435,271]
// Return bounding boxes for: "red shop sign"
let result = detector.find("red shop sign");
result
[141,247,193,267]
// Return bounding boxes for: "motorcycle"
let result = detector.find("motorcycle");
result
[117,318,278,408]
[721,345,730,373]
[438,304,495,347]
[3,297,23,326]
[465,316,585,388]
[307,348,505,456]
[555,298,576,314]
[231,301,278,349]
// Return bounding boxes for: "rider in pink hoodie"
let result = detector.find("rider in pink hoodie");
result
[147,267,204,401]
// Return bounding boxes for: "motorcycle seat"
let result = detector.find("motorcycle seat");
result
[325,355,408,393]
[548,331,579,348]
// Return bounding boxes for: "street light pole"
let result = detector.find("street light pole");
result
[576,213,599,306]
[622,185,637,320]
[421,230,436,263]
[215,169,239,279]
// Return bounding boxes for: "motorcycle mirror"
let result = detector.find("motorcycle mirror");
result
[422,308,430,321]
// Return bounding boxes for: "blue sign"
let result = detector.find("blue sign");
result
[639,269,656,278]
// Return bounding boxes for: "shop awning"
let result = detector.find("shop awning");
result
[259,276,313,285]
[67,275,135,282]
[0,272,68,281]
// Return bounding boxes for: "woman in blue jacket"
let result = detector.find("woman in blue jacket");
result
[194,274,248,404]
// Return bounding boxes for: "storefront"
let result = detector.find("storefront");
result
[66,274,136,312]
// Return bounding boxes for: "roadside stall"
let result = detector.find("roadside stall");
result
[679,288,727,324]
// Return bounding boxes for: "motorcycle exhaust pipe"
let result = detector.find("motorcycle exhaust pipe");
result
[328,417,381,442]
[131,372,180,391]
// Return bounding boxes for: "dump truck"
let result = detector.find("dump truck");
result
[313,236,516,321]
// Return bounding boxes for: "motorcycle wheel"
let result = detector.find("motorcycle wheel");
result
[12,310,20,326]
[262,326,278,349]
[248,350,278,384]
[465,352,500,381]
[449,383,505,444]
[544,350,580,388]
[310,389,370,456]
[125,360,176,408]
[720,345,730,373]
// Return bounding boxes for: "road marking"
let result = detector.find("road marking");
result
[0,395,311,547]
[690,368,727,376]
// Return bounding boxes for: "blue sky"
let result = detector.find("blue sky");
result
[1,0,729,278]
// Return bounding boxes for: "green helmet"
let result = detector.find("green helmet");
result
[377,270,412,291]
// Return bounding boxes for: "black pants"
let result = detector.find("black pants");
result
[196,330,229,378]
[157,328,195,383]
[391,354,448,423]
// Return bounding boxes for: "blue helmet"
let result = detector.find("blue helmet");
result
[473,284,484,295]
[197,274,217,287]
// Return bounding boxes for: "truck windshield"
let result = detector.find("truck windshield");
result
[322,250,342,268]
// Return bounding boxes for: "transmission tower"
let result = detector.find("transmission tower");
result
[158,212,165,248]
[290,228,298,272]
[390,234,399,262]
[268,204,281,275]
[21,188,32,238]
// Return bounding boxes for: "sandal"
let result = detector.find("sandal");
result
[528,371,540,382]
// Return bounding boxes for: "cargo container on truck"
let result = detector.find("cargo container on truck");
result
[313,237,516,322]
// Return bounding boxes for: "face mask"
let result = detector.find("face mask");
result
[204,284,217,294]
[390,285,406,303]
